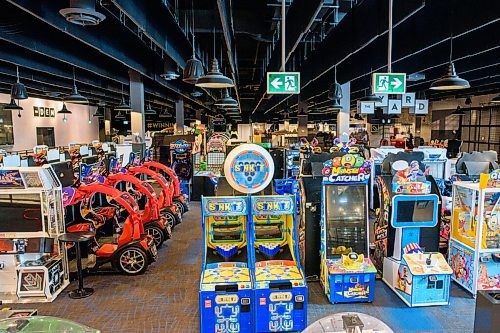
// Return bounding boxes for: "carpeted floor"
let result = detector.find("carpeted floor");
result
[15,202,475,333]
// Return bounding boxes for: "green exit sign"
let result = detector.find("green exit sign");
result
[267,72,300,94]
[372,72,406,94]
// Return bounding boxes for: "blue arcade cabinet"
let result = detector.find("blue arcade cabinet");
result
[199,196,253,333]
[250,195,307,332]
[382,161,453,307]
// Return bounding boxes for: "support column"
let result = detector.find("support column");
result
[129,70,145,143]
[175,98,184,134]
[337,82,351,137]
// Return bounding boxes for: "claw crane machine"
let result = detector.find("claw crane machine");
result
[199,196,253,333]
[449,169,500,296]
[223,144,308,333]
[319,152,377,303]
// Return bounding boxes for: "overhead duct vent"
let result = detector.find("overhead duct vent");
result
[59,0,106,26]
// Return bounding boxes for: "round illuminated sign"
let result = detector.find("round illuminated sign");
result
[224,144,274,194]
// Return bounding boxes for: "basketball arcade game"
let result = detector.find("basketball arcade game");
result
[170,139,193,199]
[319,153,376,303]
[0,167,69,303]
[381,160,452,307]
[199,196,253,333]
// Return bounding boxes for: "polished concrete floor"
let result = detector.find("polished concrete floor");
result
[16,202,475,333]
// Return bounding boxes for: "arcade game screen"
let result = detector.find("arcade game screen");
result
[324,184,367,255]
[254,215,293,261]
[0,193,43,232]
[396,199,436,223]
[206,216,248,264]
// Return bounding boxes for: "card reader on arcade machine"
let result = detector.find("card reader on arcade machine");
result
[319,153,376,303]
[199,196,253,333]
[381,160,452,307]
[0,167,69,303]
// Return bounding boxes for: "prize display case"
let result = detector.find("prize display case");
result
[449,176,500,296]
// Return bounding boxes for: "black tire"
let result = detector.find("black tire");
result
[173,200,185,215]
[114,246,149,275]
[163,211,176,229]
[174,198,189,214]
[144,223,165,248]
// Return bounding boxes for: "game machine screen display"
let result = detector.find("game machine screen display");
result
[170,140,193,199]
[199,197,253,333]
[206,133,229,174]
[319,152,377,304]
[251,195,307,332]
[379,158,453,307]
[285,149,300,179]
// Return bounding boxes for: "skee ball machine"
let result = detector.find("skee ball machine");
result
[382,160,452,307]
[319,153,377,303]
[170,139,193,200]
[199,196,253,333]
[0,167,69,303]
[223,143,308,333]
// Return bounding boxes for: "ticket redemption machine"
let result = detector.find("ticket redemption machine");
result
[381,161,453,307]
[448,169,499,296]
[206,133,229,174]
[223,144,308,333]
[199,196,253,333]
[0,167,69,303]
[170,139,193,200]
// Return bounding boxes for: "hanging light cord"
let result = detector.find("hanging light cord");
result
[449,34,453,63]
[16,65,20,83]
[191,0,195,57]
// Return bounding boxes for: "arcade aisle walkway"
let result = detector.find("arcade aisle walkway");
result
[18,202,475,333]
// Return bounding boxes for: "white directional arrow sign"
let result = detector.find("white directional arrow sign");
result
[372,73,406,94]
[271,77,283,90]
[390,77,403,89]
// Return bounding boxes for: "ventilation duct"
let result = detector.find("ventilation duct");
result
[59,0,106,26]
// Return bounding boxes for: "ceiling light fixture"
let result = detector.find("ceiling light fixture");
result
[58,102,72,123]
[11,66,28,100]
[93,105,104,118]
[59,0,106,26]
[144,102,156,115]
[490,94,500,104]
[115,111,125,119]
[215,88,238,107]
[64,67,88,104]
[195,28,234,88]
[115,84,132,112]
[183,0,204,84]
[328,65,343,110]
[430,35,470,90]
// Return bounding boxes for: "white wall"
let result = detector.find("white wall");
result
[2,93,99,151]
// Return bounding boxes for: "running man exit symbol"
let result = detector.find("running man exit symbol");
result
[267,72,300,94]
[372,73,406,94]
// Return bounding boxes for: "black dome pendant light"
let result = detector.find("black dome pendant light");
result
[115,84,132,112]
[196,27,234,88]
[183,0,204,84]
[430,34,470,90]
[328,65,343,110]
[215,88,238,108]
[64,67,88,104]
[11,66,28,100]
[58,102,72,123]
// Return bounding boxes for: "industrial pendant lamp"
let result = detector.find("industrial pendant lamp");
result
[144,102,156,115]
[430,35,470,90]
[11,66,28,100]
[452,105,465,116]
[491,94,500,104]
[183,1,204,84]
[115,84,132,112]
[93,105,104,118]
[64,67,88,104]
[328,65,343,110]
[115,111,125,119]
[360,88,383,103]
[158,107,169,119]
[195,28,234,88]
[215,88,238,107]
[58,103,72,123]
[3,98,23,118]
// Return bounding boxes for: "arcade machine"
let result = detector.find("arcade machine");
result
[284,149,300,179]
[381,160,452,307]
[222,144,308,332]
[413,146,449,180]
[372,151,441,272]
[369,146,404,210]
[319,153,376,303]
[170,139,193,200]
[448,169,499,296]
[199,196,253,333]
[0,167,69,303]
[250,195,308,332]
[206,133,229,174]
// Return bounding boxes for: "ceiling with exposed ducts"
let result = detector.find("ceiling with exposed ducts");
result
[0,0,499,124]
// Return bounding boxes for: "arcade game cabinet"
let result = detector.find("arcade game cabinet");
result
[449,169,499,296]
[199,196,253,333]
[206,133,229,174]
[285,149,300,179]
[319,153,376,303]
[381,160,452,307]
[0,167,69,303]
[369,146,404,211]
[170,139,193,200]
